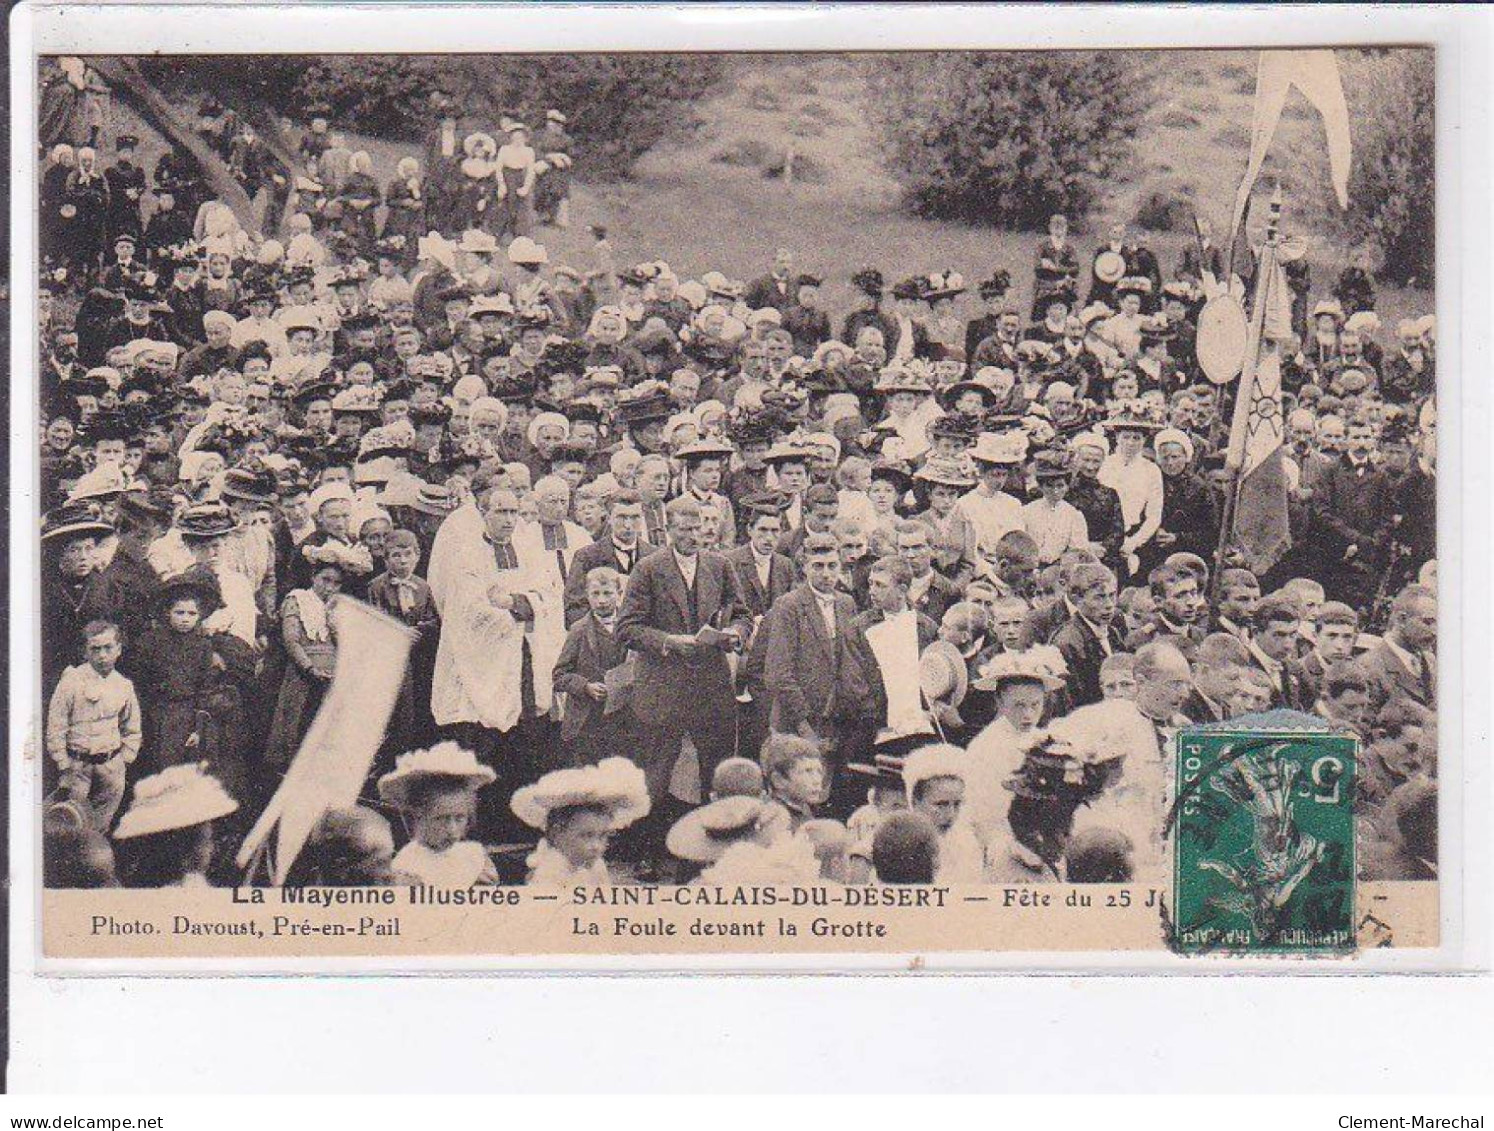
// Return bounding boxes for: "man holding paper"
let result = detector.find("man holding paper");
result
[616,495,753,805]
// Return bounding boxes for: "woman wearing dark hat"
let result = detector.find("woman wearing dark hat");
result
[888,276,934,363]
[841,267,898,358]
[40,501,119,695]
[964,270,1013,364]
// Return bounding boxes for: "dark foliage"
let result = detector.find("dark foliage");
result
[865,52,1147,230]
[137,54,725,180]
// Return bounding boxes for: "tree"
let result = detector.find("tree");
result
[865,52,1146,229]
[1341,50,1434,286]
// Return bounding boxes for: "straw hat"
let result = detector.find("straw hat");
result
[114,763,239,840]
[919,640,969,709]
[666,796,775,864]
[968,429,1029,466]
[971,644,1069,693]
[377,742,496,809]
[913,455,976,489]
[510,757,651,832]
[1093,250,1126,284]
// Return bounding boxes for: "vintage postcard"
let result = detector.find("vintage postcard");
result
[15,6,1459,970]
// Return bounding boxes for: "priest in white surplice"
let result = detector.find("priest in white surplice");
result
[428,485,566,839]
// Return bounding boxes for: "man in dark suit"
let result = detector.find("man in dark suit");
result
[897,521,962,625]
[725,496,798,762]
[745,248,799,314]
[1248,595,1312,712]
[616,495,753,815]
[764,533,879,819]
[1359,584,1437,727]
[562,488,657,626]
[725,497,796,619]
[1183,632,1253,724]
[1309,416,1391,610]
[1051,563,1125,708]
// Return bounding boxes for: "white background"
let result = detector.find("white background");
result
[8,3,1493,1093]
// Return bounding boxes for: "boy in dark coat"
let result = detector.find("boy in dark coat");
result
[552,565,639,767]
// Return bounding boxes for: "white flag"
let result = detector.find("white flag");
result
[1230,50,1353,239]
[237,599,414,883]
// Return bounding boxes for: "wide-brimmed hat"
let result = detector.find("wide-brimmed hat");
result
[923,270,966,302]
[971,644,1069,693]
[154,568,224,616]
[666,796,775,864]
[762,442,813,467]
[1101,400,1166,433]
[674,437,736,464]
[1093,250,1127,285]
[1115,275,1153,298]
[220,466,279,504]
[377,742,497,809]
[410,481,457,516]
[510,757,651,833]
[941,380,1001,410]
[913,455,976,489]
[114,763,239,840]
[869,459,915,493]
[873,367,933,397]
[1031,448,1075,481]
[176,502,237,541]
[968,429,1029,466]
[331,385,383,414]
[919,640,969,709]
[891,276,931,302]
[615,388,674,426]
[41,501,114,544]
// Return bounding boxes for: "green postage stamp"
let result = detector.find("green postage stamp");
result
[1173,712,1358,955]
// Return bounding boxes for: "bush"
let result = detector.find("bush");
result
[1340,50,1434,285]
[1157,109,1200,130]
[865,52,1147,229]
[141,54,724,180]
[1134,183,1197,232]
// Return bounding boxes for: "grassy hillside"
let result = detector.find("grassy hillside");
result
[95,50,1432,335]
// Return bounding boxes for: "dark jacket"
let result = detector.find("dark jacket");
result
[615,547,753,721]
[563,534,658,627]
[552,613,634,746]
[764,585,868,734]
[1052,613,1126,708]
[723,543,796,620]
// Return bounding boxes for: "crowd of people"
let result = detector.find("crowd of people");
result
[39,88,1438,896]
